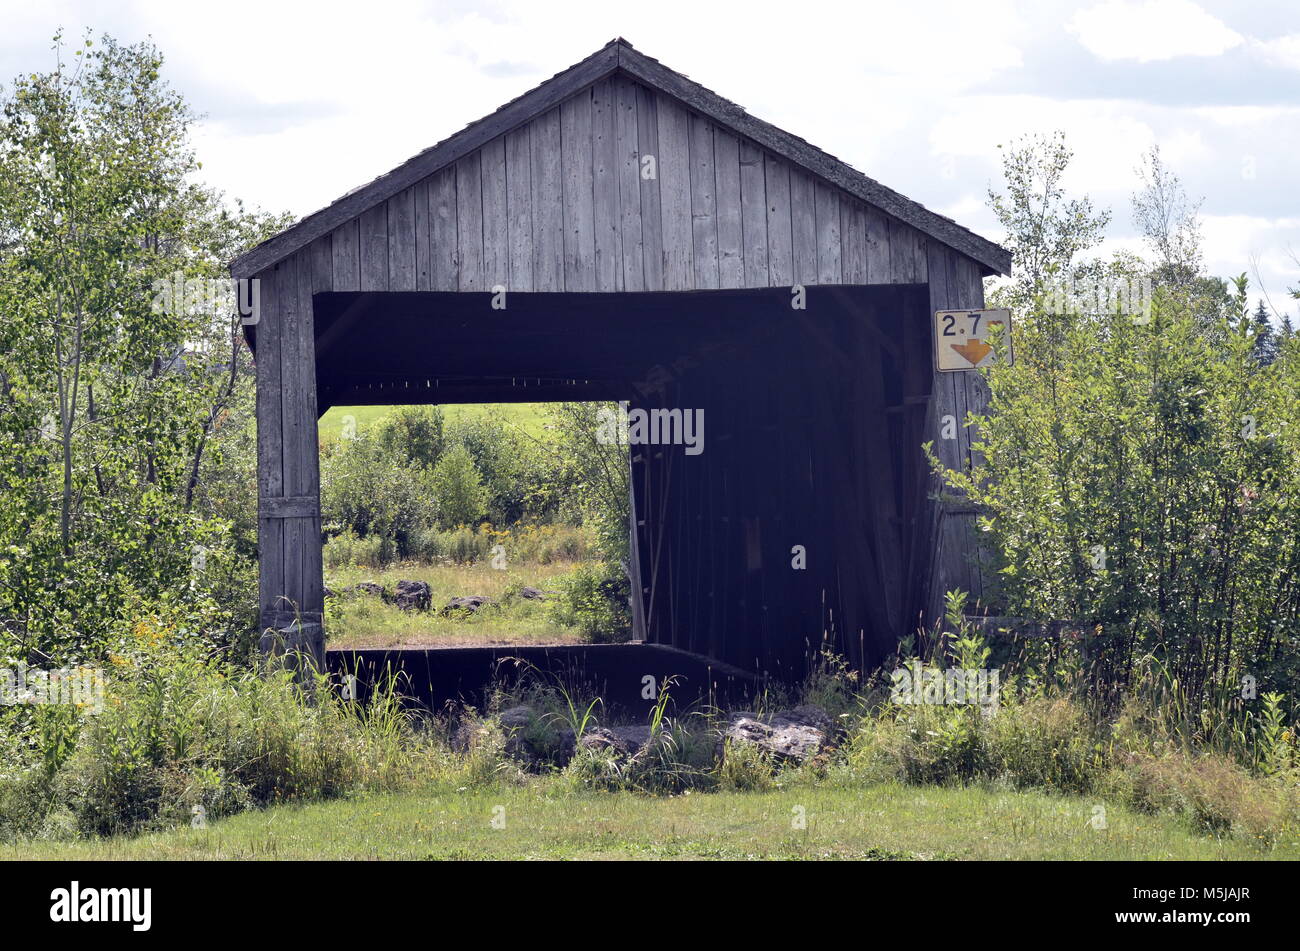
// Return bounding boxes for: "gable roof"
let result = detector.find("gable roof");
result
[231,38,1011,280]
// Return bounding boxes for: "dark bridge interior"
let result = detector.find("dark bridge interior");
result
[301,284,934,678]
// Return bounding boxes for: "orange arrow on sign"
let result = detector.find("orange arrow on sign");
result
[950,339,992,365]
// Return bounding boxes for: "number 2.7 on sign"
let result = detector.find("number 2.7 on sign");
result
[934,308,1012,372]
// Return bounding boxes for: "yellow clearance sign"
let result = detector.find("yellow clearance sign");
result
[934,308,1012,372]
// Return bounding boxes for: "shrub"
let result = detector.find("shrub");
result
[1105,751,1297,840]
[1,634,428,839]
[377,406,445,469]
[430,445,488,530]
[490,523,592,566]
[985,694,1101,794]
[439,525,489,564]
[321,432,438,562]
[549,561,631,642]
[717,739,776,792]
[323,529,385,570]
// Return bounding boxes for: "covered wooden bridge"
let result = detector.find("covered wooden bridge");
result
[232,39,1011,683]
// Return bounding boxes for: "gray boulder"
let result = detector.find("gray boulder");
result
[443,595,496,615]
[393,579,432,611]
[353,581,387,600]
[772,704,839,738]
[720,707,828,764]
[496,705,574,767]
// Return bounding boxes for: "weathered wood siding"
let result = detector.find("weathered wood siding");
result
[289,76,961,297]
[255,245,330,661]
[253,72,990,661]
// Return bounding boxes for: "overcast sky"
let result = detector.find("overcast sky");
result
[3,0,1297,317]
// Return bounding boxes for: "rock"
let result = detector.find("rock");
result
[579,726,633,757]
[495,705,574,767]
[443,595,496,615]
[578,724,661,761]
[721,711,825,764]
[393,579,432,611]
[498,705,535,729]
[771,704,838,738]
[519,586,547,600]
[353,581,387,600]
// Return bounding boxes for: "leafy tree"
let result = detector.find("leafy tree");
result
[1251,300,1279,366]
[0,32,285,662]
[543,402,632,641]
[940,275,1300,702]
[377,405,444,469]
[430,444,487,529]
[1132,144,1203,286]
[986,130,1111,309]
[321,430,437,561]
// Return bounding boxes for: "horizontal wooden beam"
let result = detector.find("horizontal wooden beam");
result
[259,496,321,519]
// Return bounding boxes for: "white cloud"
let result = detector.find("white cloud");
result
[1200,213,1300,301]
[1,0,1295,315]
[1068,0,1243,62]
[1254,33,1300,71]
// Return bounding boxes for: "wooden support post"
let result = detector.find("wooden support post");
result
[925,246,989,627]
[255,249,326,673]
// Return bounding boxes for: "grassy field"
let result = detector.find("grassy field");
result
[325,560,584,649]
[5,781,1292,861]
[319,402,552,447]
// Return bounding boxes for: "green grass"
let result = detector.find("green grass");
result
[325,560,583,649]
[319,403,552,448]
[5,780,1293,860]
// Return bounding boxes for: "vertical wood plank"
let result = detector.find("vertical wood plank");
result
[505,125,533,292]
[480,136,508,290]
[255,265,284,629]
[456,152,484,291]
[359,203,388,291]
[714,129,743,289]
[530,109,563,292]
[889,217,919,283]
[739,139,768,288]
[814,181,841,284]
[387,187,417,291]
[277,254,305,621]
[614,76,644,292]
[635,85,664,291]
[926,241,977,613]
[330,219,359,291]
[301,239,329,625]
[841,199,867,284]
[591,77,622,291]
[560,91,595,291]
[655,93,693,291]
[688,114,719,289]
[414,180,431,290]
[429,166,459,291]
[865,206,890,283]
[790,169,817,285]
[764,154,793,287]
